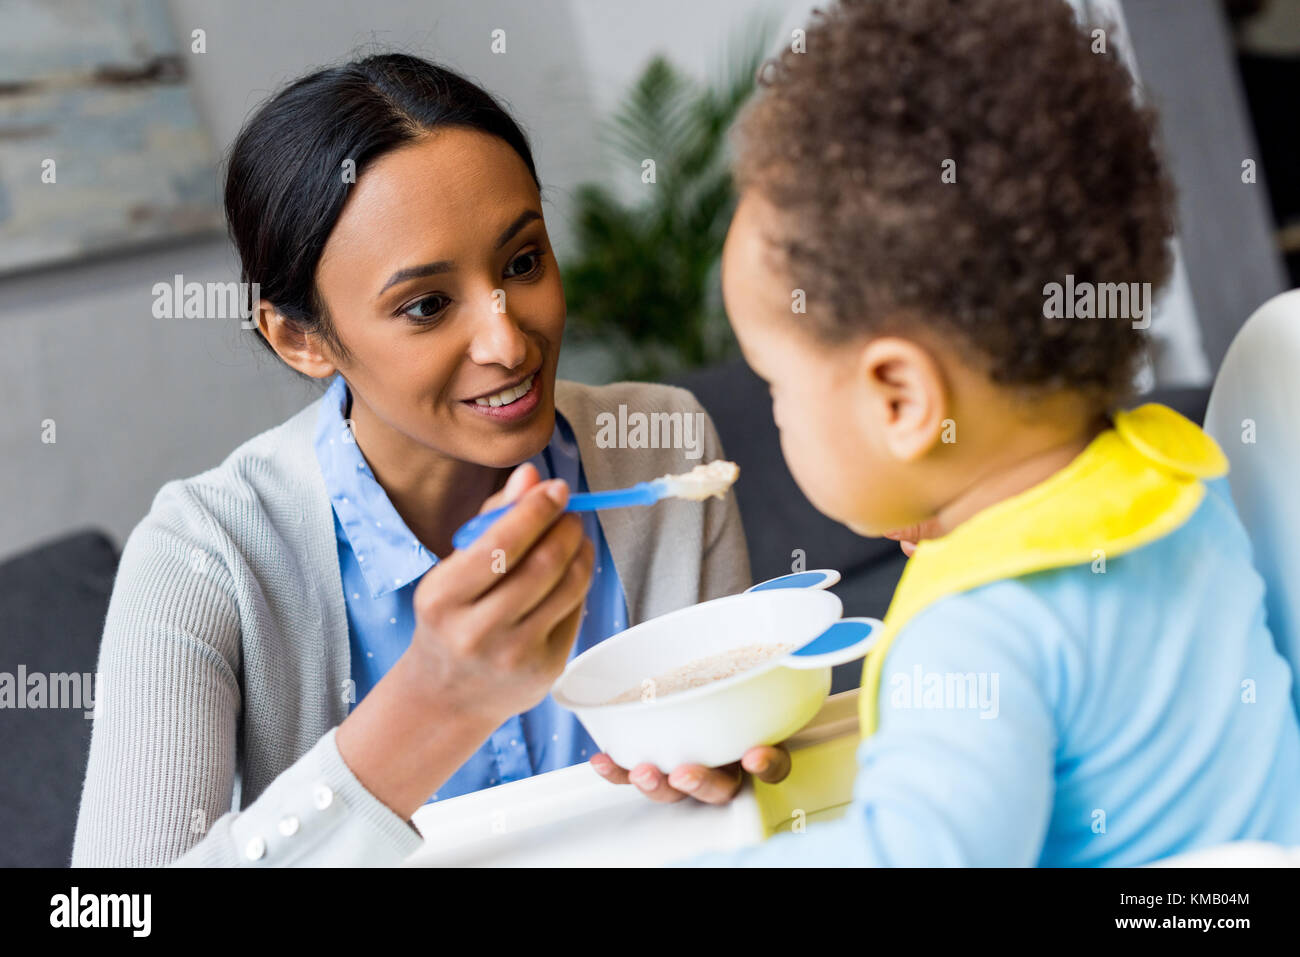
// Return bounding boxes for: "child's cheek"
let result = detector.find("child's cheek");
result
[770,391,788,433]
[777,413,851,525]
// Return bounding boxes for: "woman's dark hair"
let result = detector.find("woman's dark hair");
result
[224,53,540,362]
[732,0,1177,411]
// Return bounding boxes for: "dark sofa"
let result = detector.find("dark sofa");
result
[0,531,119,867]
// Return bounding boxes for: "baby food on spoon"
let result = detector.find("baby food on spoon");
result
[657,460,740,501]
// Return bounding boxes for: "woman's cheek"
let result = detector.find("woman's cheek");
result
[539,272,568,338]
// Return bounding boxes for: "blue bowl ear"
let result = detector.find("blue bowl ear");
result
[792,619,874,657]
[783,617,882,670]
[745,569,841,593]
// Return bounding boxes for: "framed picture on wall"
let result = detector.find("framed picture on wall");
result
[0,0,222,276]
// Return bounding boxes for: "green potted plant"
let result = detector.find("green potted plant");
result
[562,17,778,380]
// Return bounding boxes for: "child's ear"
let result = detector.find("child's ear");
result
[856,336,948,462]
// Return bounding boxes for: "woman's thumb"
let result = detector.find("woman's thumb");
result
[481,462,540,514]
[504,462,539,499]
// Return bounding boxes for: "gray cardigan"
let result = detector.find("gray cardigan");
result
[71,380,751,867]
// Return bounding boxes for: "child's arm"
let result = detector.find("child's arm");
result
[678,582,1061,866]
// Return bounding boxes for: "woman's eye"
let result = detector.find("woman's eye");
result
[403,294,450,323]
[504,250,543,280]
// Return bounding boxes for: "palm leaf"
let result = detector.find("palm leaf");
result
[563,16,780,379]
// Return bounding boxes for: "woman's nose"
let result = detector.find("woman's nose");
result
[466,293,528,370]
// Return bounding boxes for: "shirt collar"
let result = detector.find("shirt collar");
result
[313,373,574,599]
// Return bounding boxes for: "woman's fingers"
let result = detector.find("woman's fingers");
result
[509,536,594,643]
[402,471,592,725]
[626,764,690,803]
[590,754,751,805]
[434,479,570,605]
[480,462,539,514]
[444,524,589,678]
[740,745,791,784]
[590,753,630,784]
[466,513,586,628]
[667,763,744,804]
[545,579,589,651]
[493,514,588,626]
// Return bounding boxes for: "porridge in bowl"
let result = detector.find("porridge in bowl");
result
[604,642,796,705]
[554,588,844,769]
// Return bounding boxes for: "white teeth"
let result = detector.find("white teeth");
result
[474,374,534,408]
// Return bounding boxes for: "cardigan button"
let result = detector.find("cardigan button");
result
[278,815,300,836]
[313,784,334,810]
[245,836,266,861]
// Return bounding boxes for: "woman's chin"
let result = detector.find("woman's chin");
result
[463,403,556,470]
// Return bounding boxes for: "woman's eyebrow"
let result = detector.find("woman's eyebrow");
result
[379,259,454,296]
[376,209,543,297]
[494,209,542,250]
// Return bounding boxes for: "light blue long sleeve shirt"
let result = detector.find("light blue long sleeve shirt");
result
[688,477,1300,866]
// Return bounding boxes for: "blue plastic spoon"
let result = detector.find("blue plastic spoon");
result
[453,464,739,552]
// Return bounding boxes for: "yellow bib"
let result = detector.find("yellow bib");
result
[858,403,1229,736]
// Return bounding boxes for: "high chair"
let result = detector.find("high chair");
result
[1204,288,1300,719]
[1154,289,1300,868]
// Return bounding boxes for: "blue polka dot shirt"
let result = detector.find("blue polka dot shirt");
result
[313,373,629,803]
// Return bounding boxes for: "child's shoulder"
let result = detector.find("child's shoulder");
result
[917,472,1255,626]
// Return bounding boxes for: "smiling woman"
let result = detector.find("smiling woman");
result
[263,124,569,555]
[70,54,757,867]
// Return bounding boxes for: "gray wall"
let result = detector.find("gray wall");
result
[0,0,813,561]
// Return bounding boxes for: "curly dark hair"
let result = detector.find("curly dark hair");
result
[731,0,1177,409]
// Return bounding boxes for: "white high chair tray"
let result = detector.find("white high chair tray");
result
[405,691,861,867]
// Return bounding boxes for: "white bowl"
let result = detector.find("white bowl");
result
[553,589,847,771]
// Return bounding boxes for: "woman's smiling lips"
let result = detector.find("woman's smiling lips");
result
[461,367,543,422]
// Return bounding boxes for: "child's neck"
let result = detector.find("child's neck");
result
[927,416,1107,540]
